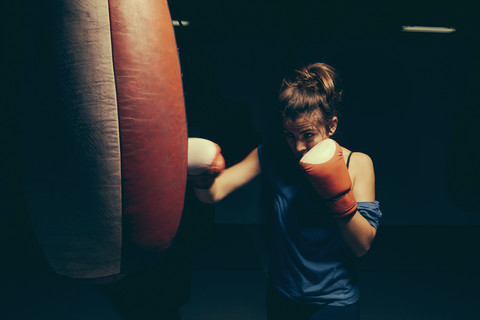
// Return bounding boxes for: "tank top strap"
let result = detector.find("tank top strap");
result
[346,151,354,169]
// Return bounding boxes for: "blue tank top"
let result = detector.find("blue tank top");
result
[258,142,382,307]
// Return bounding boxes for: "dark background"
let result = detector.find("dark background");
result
[2,0,479,248]
[168,0,480,225]
[1,0,479,319]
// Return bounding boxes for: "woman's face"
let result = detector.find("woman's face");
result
[282,115,337,159]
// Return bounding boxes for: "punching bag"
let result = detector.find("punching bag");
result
[18,0,187,281]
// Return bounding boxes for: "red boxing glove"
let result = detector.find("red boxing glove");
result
[187,138,225,189]
[299,139,357,219]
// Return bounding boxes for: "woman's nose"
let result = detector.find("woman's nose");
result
[295,140,307,153]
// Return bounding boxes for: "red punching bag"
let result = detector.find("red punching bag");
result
[19,0,187,281]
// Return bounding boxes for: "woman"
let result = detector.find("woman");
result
[188,62,382,320]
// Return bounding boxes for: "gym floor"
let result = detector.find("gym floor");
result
[4,224,479,319]
[180,224,480,320]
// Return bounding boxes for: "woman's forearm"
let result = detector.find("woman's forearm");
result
[336,211,376,257]
[194,183,219,203]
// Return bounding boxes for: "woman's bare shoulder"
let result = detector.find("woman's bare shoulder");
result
[349,151,374,176]
[341,147,374,178]
[341,146,372,166]
[346,150,375,201]
[351,152,373,167]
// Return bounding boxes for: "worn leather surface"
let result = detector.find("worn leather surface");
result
[109,0,187,271]
[18,0,187,280]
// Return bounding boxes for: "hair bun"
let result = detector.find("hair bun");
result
[277,62,343,124]
[297,70,320,90]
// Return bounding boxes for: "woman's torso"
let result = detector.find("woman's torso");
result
[258,141,360,307]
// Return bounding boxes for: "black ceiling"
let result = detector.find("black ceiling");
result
[168,0,478,38]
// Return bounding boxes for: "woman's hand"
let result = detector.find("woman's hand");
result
[188,138,261,203]
[187,138,225,189]
[299,139,357,219]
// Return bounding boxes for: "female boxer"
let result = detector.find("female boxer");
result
[188,62,382,320]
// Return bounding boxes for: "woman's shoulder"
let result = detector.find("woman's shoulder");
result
[341,147,374,174]
[341,145,372,160]
[341,147,376,201]
[351,151,373,166]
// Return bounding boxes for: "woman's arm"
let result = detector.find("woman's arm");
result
[336,152,377,257]
[195,148,261,203]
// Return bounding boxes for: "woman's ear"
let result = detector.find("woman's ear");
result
[328,117,338,136]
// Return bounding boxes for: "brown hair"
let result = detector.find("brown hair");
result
[278,62,343,131]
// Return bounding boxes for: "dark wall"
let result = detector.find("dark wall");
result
[1,2,479,273]
[172,1,480,226]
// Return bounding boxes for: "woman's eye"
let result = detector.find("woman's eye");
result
[304,132,314,139]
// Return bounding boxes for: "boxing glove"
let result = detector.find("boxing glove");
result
[187,138,225,189]
[299,139,357,219]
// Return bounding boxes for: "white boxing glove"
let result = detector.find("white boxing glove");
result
[187,138,225,188]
